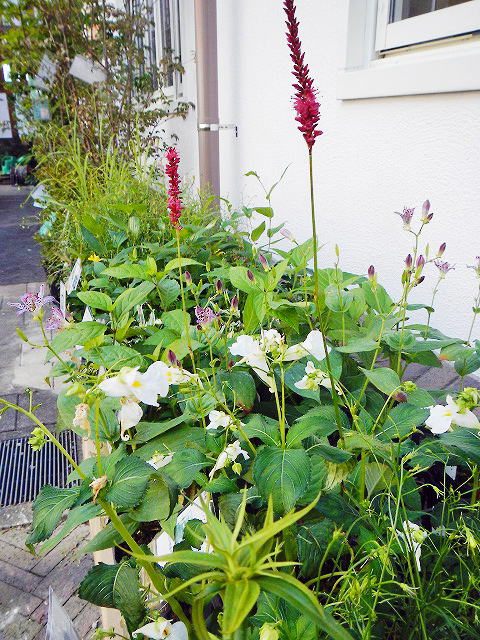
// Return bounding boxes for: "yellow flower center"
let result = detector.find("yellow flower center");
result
[132,380,142,388]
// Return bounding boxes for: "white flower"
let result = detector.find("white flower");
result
[207,410,233,431]
[209,440,250,478]
[119,397,143,440]
[426,395,480,434]
[148,452,174,469]
[99,362,172,407]
[133,618,188,640]
[259,329,283,352]
[396,520,427,573]
[167,367,202,388]
[283,330,329,362]
[294,361,342,394]
[229,335,274,391]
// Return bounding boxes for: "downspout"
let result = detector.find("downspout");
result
[194,0,220,200]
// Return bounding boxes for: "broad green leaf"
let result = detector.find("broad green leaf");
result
[164,337,203,361]
[253,446,310,514]
[409,338,458,352]
[406,388,434,407]
[134,414,188,443]
[164,257,201,273]
[84,345,145,370]
[364,462,393,496]
[255,574,352,640]
[157,278,180,308]
[253,206,273,218]
[336,336,378,353]
[161,309,189,334]
[106,456,152,508]
[48,321,106,356]
[440,428,480,466]
[27,485,80,545]
[229,266,262,294]
[324,285,354,313]
[454,352,480,376]
[243,414,281,446]
[38,503,101,555]
[287,406,345,447]
[298,455,328,505]
[216,370,257,411]
[143,328,179,347]
[76,291,112,311]
[251,221,266,242]
[81,515,138,554]
[309,443,352,464]
[112,281,155,320]
[360,366,401,396]
[223,580,261,633]
[79,562,146,634]
[378,404,429,440]
[362,282,393,315]
[291,238,314,269]
[101,264,148,280]
[296,519,339,578]
[130,475,177,522]
[243,292,260,333]
[164,449,209,488]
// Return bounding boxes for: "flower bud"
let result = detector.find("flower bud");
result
[184,271,192,286]
[227,359,234,369]
[403,381,417,393]
[259,623,279,640]
[128,215,141,238]
[215,279,223,292]
[416,255,425,269]
[414,275,425,286]
[259,253,269,271]
[368,265,375,281]
[421,200,431,223]
[231,294,238,311]
[167,349,176,365]
[395,391,408,403]
[176,359,182,368]
[280,228,295,242]
[247,269,255,282]
[405,254,413,271]
[437,242,446,258]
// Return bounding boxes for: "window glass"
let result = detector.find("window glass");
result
[391,0,472,21]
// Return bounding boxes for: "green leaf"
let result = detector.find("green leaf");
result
[223,580,261,634]
[454,352,480,376]
[101,264,148,280]
[253,206,274,218]
[164,449,209,488]
[324,285,354,313]
[76,291,112,311]
[255,574,352,640]
[130,475,177,522]
[440,428,480,466]
[362,282,393,315]
[85,345,145,370]
[243,414,281,446]
[164,257,201,273]
[291,238,314,269]
[161,309,189,334]
[243,292,260,333]
[253,446,310,514]
[309,444,352,464]
[165,337,203,362]
[48,321,106,356]
[217,370,257,412]
[336,336,378,353]
[360,367,401,396]
[287,406,343,447]
[81,225,105,255]
[81,515,139,554]
[157,278,180,308]
[134,414,188,443]
[229,266,262,294]
[251,221,266,242]
[38,503,102,555]
[79,562,146,635]
[297,519,339,578]
[27,485,80,545]
[378,404,429,440]
[112,281,155,320]
[106,456,152,508]
[406,387,435,407]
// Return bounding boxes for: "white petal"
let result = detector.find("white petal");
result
[282,343,309,361]
[119,401,143,432]
[453,409,480,429]
[171,622,189,640]
[301,330,329,361]
[294,376,309,390]
[99,377,129,397]
[426,413,453,434]
[132,621,164,640]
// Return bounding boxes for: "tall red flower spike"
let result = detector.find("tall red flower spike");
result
[165,147,184,230]
[284,0,322,151]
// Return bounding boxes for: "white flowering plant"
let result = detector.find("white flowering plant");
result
[2,5,480,639]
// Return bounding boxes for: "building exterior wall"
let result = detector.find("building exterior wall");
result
[161,0,480,343]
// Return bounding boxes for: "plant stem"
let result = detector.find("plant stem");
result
[308,150,344,443]
[176,229,194,369]
[467,283,480,345]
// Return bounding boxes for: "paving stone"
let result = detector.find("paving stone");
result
[32,552,93,603]
[0,522,32,546]
[0,579,43,616]
[72,601,101,639]
[0,283,27,297]
[0,558,42,593]
[20,344,50,368]
[16,390,57,430]
[63,593,90,622]
[31,524,90,578]
[0,609,43,640]
[0,393,19,432]
[0,539,38,572]
[415,363,459,390]
[403,363,430,381]
[13,362,52,391]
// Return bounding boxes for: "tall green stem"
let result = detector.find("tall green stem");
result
[308,150,344,443]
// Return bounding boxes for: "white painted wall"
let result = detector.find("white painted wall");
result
[162,0,480,344]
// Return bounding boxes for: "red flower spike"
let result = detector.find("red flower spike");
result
[284,0,322,150]
[165,147,184,230]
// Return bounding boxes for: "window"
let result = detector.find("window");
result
[376,0,480,50]
[153,0,183,97]
[337,0,480,99]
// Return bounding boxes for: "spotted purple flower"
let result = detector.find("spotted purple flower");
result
[45,306,71,331]
[195,306,219,330]
[467,256,480,277]
[8,284,55,316]
[394,207,415,232]
[434,260,455,278]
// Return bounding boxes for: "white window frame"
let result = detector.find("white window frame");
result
[152,0,183,99]
[376,0,480,51]
[337,0,480,100]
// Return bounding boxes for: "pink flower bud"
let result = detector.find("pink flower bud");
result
[280,228,295,242]
[215,279,223,292]
[427,213,434,222]
[395,391,408,403]
[184,271,192,285]
[414,275,425,286]
[421,200,431,223]
[228,359,234,370]
[416,255,425,269]
[231,294,238,310]
[368,265,375,281]
[405,254,413,270]
[176,359,182,368]
[437,242,446,258]
[247,269,255,282]
[259,254,269,271]
[167,349,176,365]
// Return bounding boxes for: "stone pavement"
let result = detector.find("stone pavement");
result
[0,187,100,640]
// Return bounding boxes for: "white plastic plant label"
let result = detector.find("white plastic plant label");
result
[66,258,82,294]
[31,183,50,209]
[59,281,66,315]
[82,306,94,322]
[446,466,457,480]
[45,587,81,640]
[0,93,12,139]
[69,54,106,84]
[34,54,57,90]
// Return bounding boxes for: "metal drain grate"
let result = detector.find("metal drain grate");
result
[0,430,80,507]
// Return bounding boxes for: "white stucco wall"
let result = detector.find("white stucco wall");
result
[162,0,480,344]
